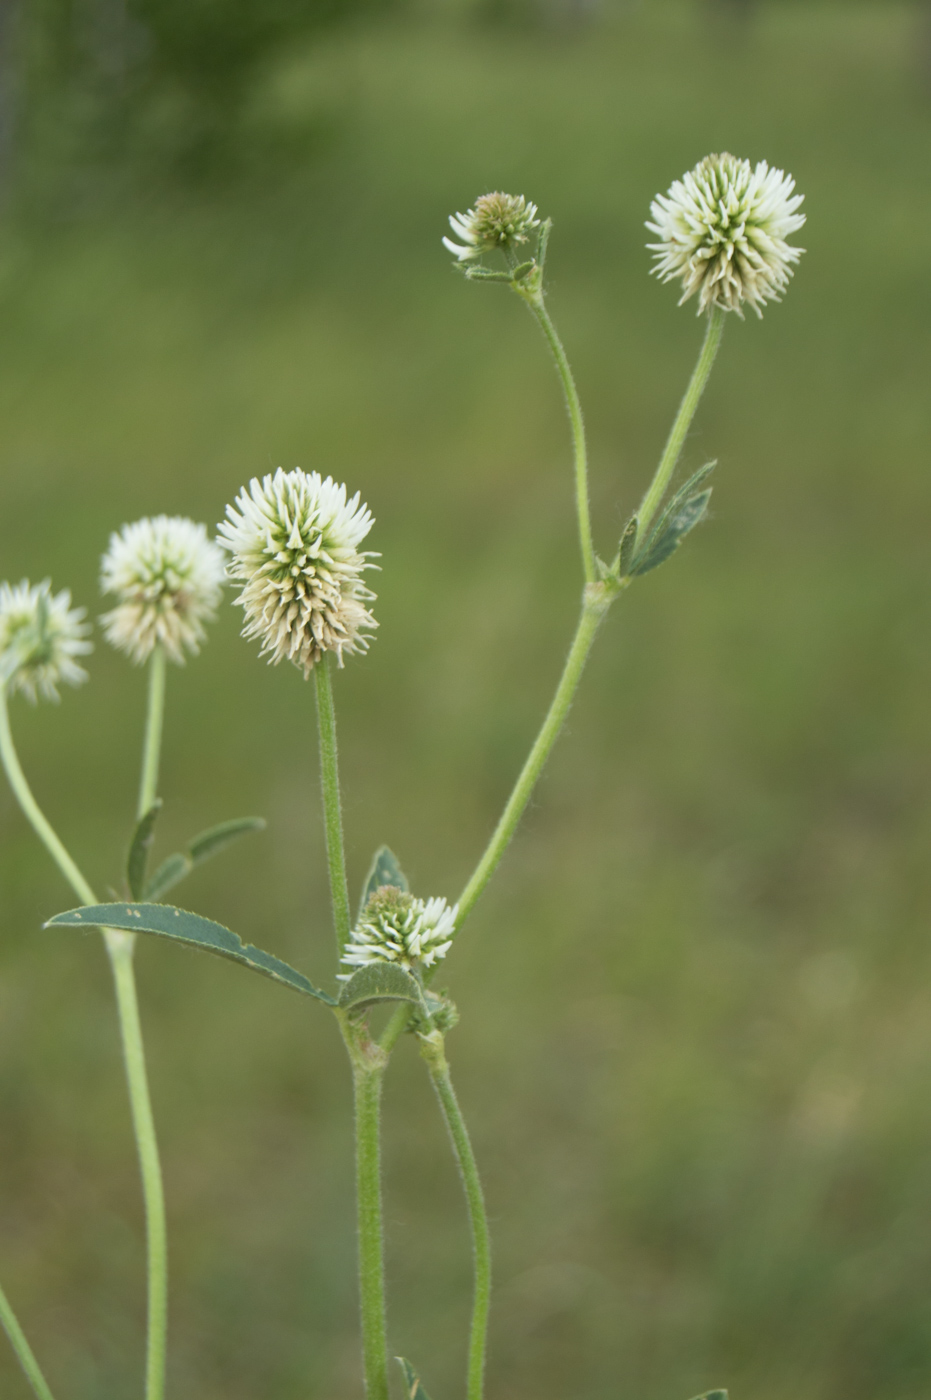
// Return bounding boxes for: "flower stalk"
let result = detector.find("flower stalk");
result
[138,644,167,818]
[0,1280,57,1400]
[315,657,352,955]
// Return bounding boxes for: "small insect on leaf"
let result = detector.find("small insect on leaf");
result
[396,1358,434,1400]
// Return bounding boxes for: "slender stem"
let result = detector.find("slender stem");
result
[138,646,166,819]
[456,584,610,931]
[339,1019,390,1400]
[636,306,725,543]
[314,658,352,955]
[108,941,168,1400]
[0,684,168,1400]
[419,1034,491,1400]
[0,1281,57,1400]
[524,292,597,583]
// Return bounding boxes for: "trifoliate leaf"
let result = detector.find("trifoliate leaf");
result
[44,902,336,1005]
[143,816,266,901]
[338,963,425,1014]
[397,1358,434,1400]
[127,801,162,901]
[358,845,409,922]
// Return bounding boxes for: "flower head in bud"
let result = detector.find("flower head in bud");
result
[339,886,458,979]
[646,153,806,317]
[443,192,541,263]
[100,516,226,666]
[217,469,377,677]
[0,579,92,702]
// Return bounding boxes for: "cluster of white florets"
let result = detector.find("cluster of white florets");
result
[443,192,541,263]
[217,468,377,677]
[647,153,806,316]
[100,516,226,665]
[0,579,92,703]
[340,886,457,979]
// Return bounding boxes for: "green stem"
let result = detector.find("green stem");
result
[0,1281,57,1400]
[340,1019,390,1400]
[314,658,352,955]
[636,305,725,543]
[0,685,168,1400]
[419,1034,491,1400]
[138,646,166,819]
[456,583,611,930]
[523,292,596,584]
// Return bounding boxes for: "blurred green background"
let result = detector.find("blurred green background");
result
[2,1,931,1397]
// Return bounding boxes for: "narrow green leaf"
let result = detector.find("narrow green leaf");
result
[338,962,425,1013]
[144,852,193,902]
[397,1358,433,1400]
[630,488,712,576]
[127,801,162,901]
[636,461,716,562]
[618,514,639,575]
[688,1391,727,1400]
[358,845,409,922]
[44,903,336,1006]
[187,816,266,866]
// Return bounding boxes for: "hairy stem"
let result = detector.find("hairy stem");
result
[0,685,168,1400]
[137,645,166,819]
[419,1034,491,1400]
[314,658,352,955]
[0,1281,57,1400]
[636,305,725,543]
[523,292,596,583]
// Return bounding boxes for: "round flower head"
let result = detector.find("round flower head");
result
[340,886,458,979]
[646,153,806,317]
[443,192,541,263]
[0,579,92,703]
[100,516,226,665]
[217,468,377,677]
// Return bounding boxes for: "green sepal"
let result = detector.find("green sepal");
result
[396,1358,434,1400]
[127,801,162,900]
[144,816,266,901]
[618,514,639,575]
[630,488,712,576]
[44,902,336,1005]
[358,844,409,922]
[338,963,425,1014]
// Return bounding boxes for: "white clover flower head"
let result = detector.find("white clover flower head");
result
[0,579,92,703]
[100,516,226,666]
[339,886,458,979]
[217,468,377,677]
[443,192,541,263]
[646,153,806,317]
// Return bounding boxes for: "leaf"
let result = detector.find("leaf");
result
[143,816,266,901]
[44,903,336,1006]
[635,461,716,562]
[688,1392,727,1400]
[338,963,425,1014]
[630,489,712,576]
[618,514,639,575]
[358,844,409,922]
[397,1358,434,1400]
[127,801,162,901]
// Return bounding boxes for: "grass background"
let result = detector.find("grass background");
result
[2,2,931,1396]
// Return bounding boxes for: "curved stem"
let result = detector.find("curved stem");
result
[456,583,611,930]
[0,685,168,1400]
[636,306,725,543]
[0,1280,57,1400]
[314,658,352,955]
[138,646,166,819]
[419,1034,491,1400]
[523,293,596,583]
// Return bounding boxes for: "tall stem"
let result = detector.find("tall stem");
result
[0,685,168,1400]
[419,1034,491,1400]
[524,293,596,584]
[0,1280,57,1400]
[138,645,166,819]
[456,584,610,930]
[636,306,725,543]
[345,1037,390,1400]
[314,658,352,954]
